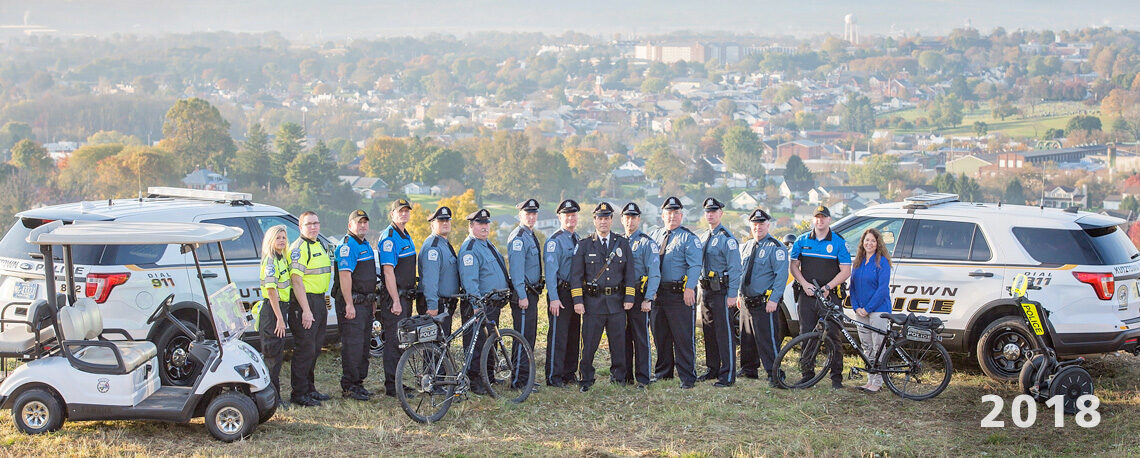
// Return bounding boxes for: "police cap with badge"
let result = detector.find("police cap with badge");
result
[748,208,771,223]
[661,196,683,210]
[517,199,540,213]
[348,209,369,224]
[466,208,492,223]
[593,201,614,217]
[557,199,580,214]
[389,198,412,212]
[621,202,641,216]
[429,206,452,222]
[702,197,725,212]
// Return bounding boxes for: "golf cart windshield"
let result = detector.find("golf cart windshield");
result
[208,284,250,343]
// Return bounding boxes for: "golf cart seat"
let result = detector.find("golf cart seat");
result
[0,298,57,356]
[59,299,157,374]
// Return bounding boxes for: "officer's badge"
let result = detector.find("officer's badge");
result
[290,247,301,261]
[759,249,766,257]
[427,250,439,261]
[462,254,474,266]
[826,244,833,253]
[546,240,557,252]
[711,238,718,247]
[776,250,786,261]
[339,245,350,257]
[512,239,524,251]
[727,239,737,250]
[616,247,623,257]
[383,240,394,252]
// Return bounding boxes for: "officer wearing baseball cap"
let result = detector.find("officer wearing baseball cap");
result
[737,208,789,386]
[458,208,513,394]
[418,206,460,335]
[697,197,742,387]
[507,198,543,388]
[650,196,702,388]
[789,204,851,389]
[377,198,417,397]
[618,202,660,387]
[334,209,378,400]
[544,199,582,387]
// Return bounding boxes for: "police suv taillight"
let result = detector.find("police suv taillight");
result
[1072,272,1115,301]
[85,272,131,303]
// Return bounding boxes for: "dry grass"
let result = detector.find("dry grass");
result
[1,311,1138,457]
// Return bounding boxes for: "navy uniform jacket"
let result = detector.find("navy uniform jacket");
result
[419,233,460,311]
[627,229,661,301]
[570,233,636,314]
[700,224,742,298]
[507,225,542,295]
[739,234,790,303]
[544,229,578,302]
[651,226,702,291]
[458,236,510,298]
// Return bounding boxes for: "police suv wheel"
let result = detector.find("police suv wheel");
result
[976,316,1037,382]
[11,388,64,434]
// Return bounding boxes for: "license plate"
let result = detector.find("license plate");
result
[13,281,38,301]
[905,327,932,342]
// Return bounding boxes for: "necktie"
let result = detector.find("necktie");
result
[488,240,513,293]
[742,239,761,290]
[659,230,672,263]
[571,232,579,245]
[444,238,457,258]
[601,236,608,251]
[702,230,713,269]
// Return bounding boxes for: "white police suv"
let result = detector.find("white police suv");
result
[782,193,1140,381]
[0,187,339,386]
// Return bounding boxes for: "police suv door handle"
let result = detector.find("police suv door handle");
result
[199,271,219,279]
[968,270,993,278]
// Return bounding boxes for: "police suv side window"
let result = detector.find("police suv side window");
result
[838,217,904,256]
[254,216,302,257]
[911,220,990,262]
[197,217,258,261]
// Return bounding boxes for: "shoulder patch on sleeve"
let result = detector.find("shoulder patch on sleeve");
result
[727,239,738,250]
[512,239,524,251]
[427,249,439,261]
[264,263,275,277]
[339,245,350,257]
[382,240,394,252]
[776,249,786,261]
[546,240,557,252]
[650,241,660,252]
[693,238,703,249]
[462,254,474,266]
[290,248,301,262]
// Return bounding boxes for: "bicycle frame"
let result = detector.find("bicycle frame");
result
[425,295,506,391]
[809,294,916,377]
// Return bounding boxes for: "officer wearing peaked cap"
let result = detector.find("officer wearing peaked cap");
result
[418,206,460,336]
[570,202,636,391]
[507,198,542,388]
[619,202,660,387]
[544,199,582,387]
[650,196,702,388]
[697,197,742,387]
[458,208,513,394]
[737,208,789,386]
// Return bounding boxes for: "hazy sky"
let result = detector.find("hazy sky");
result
[2,0,1138,40]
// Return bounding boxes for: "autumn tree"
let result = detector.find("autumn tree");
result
[722,125,764,179]
[641,137,685,195]
[159,98,236,172]
[92,146,181,198]
[8,139,53,174]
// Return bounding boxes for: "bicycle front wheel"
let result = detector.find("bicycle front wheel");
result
[773,331,836,389]
[481,328,536,403]
[396,342,457,423]
[881,339,952,401]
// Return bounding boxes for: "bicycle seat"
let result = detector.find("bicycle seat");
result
[881,313,944,330]
[882,313,909,325]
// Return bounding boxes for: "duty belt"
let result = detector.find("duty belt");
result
[699,271,729,291]
[526,278,545,295]
[557,280,571,290]
[743,292,771,308]
[584,284,627,297]
[660,281,686,293]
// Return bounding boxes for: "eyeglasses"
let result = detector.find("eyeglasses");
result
[303,222,321,226]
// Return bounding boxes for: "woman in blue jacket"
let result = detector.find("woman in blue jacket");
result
[849,228,892,392]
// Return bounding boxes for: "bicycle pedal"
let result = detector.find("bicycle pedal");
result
[847,369,863,380]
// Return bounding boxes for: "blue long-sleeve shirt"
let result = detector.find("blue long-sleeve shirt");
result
[850,254,891,314]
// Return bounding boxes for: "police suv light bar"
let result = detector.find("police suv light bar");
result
[147,186,253,203]
[903,193,960,209]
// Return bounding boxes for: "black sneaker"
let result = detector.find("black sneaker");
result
[679,382,694,389]
[343,389,370,401]
[356,386,374,397]
[738,371,760,380]
[831,379,843,390]
[579,384,591,392]
[695,372,714,382]
[309,391,331,401]
[291,394,321,407]
[713,381,733,388]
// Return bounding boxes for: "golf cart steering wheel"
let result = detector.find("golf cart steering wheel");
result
[146,294,202,341]
[147,294,176,325]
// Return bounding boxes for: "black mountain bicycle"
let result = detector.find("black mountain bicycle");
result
[773,281,953,400]
[394,289,536,423]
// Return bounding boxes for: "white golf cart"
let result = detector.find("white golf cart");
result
[0,221,275,441]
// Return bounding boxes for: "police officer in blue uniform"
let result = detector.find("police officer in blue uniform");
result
[335,209,378,401]
[458,208,513,395]
[570,202,636,391]
[508,198,543,389]
[418,206,460,334]
[738,208,789,386]
[620,202,660,387]
[789,205,852,389]
[697,197,742,387]
[378,198,417,397]
[651,196,703,389]
[545,199,581,387]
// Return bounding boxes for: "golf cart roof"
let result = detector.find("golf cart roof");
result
[26,221,243,245]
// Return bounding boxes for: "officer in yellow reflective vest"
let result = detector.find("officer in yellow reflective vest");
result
[258,224,292,408]
[288,210,333,407]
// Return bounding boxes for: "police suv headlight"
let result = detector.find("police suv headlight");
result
[235,363,260,381]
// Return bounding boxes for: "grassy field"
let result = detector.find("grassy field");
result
[888,101,1093,139]
[2,311,1138,456]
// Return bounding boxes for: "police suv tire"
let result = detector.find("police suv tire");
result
[156,320,202,387]
[11,388,64,434]
[1018,354,1046,398]
[205,391,259,442]
[976,316,1037,382]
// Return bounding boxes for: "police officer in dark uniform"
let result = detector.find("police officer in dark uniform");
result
[378,198,417,397]
[697,197,742,387]
[650,196,702,389]
[570,202,636,392]
[508,199,543,389]
[789,205,852,389]
[738,208,789,386]
[335,209,377,401]
[419,206,460,334]
[458,208,513,394]
[620,202,660,387]
[544,199,581,387]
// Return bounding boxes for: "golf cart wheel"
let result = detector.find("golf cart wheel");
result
[1047,366,1094,415]
[369,319,384,358]
[1018,354,1047,399]
[11,388,64,434]
[976,316,1037,382]
[157,320,202,386]
[205,391,259,442]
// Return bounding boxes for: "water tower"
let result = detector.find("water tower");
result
[844,14,859,45]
